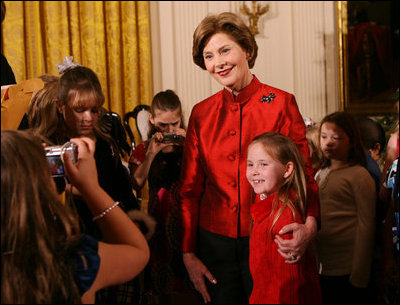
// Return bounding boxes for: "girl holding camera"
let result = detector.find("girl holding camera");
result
[29,62,148,303]
[1,130,149,304]
[128,90,199,303]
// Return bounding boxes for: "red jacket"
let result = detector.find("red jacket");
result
[179,76,320,252]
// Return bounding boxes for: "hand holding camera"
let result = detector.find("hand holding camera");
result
[62,137,99,195]
[45,142,78,177]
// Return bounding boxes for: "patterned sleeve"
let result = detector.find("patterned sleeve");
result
[74,235,100,296]
[383,158,398,190]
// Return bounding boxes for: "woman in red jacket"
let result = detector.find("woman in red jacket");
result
[179,12,320,304]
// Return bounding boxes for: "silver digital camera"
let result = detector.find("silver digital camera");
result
[45,142,78,177]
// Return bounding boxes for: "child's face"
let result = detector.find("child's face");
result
[150,108,182,134]
[246,142,288,196]
[320,122,351,163]
[60,92,100,137]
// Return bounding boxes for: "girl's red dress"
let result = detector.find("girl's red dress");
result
[249,192,322,304]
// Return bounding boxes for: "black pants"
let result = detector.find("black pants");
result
[197,227,253,304]
[319,274,369,304]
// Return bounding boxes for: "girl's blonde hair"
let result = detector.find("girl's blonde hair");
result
[1,130,82,303]
[250,132,308,233]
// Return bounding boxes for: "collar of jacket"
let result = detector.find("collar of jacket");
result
[222,75,261,105]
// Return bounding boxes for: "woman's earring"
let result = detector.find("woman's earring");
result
[260,193,267,200]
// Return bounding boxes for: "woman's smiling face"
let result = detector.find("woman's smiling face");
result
[203,32,253,93]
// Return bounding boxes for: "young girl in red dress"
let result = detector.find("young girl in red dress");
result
[246,132,321,304]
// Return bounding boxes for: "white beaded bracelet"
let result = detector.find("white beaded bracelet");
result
[92,201,120,221]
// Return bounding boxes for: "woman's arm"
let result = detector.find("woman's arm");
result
[275,216,317,264]
[275,94,320,263]
[178,111,206,252]
[64,137,150,302]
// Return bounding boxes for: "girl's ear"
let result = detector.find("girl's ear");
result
[283,161,294,178]
[149,112,155,125]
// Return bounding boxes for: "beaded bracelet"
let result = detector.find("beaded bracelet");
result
[92,201,120,221]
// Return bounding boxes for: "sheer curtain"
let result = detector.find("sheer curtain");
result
[1,1,153,119]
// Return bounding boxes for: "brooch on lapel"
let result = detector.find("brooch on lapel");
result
[261,93,276,103]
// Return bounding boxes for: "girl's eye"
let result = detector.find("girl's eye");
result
[222,48,230,54]
[91,108,99,114]
[204,54,212,60]
[261,163,268,166]
[74,108,84,113]
[247,163,253,167]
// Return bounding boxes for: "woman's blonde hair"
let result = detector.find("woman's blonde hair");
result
[192,12,258,70]
[1,130,82,303]
[249,132,308,233]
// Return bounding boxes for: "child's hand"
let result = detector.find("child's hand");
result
[173,128,186,138]
[147,132,173,156]
[63,137,99,194]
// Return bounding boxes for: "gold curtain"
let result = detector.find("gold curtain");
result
[1,1,153,124]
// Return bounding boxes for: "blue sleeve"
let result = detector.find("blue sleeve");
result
[74,235,101,296]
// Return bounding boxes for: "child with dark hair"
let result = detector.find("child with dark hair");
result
[315,111,376,304]
[355,116,386,160]
[354,115,388,303]
[129,89,199,303]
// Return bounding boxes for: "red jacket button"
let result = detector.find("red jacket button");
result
[230,105,239,111]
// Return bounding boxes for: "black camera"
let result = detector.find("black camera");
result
[45,142,78,178]
[161,133,185,144]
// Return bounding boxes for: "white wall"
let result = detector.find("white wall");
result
[150,1,339,125]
